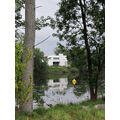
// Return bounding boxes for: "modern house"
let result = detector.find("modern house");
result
[47,54,68,66]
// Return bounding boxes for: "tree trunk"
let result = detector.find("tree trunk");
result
[90,86,97,101]
[20,0,35,113]
[79,0,97,101]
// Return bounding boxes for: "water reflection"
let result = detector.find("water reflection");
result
[33,73,104,109]
[33,74,91,109]
[42,86,90,108]
[48,78,68,90]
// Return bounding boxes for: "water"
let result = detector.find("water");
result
[33,73,105,109]
[33,73,92,109]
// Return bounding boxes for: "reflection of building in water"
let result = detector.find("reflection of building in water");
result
[41,77,91,108]
[48,78,68,90]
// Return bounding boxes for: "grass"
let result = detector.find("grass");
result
[47,66,79,74]
[16,99,105,120]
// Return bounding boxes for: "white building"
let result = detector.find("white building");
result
[47,54,68,66]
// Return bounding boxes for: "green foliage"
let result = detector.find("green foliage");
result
[15,0,54,39]
[33,49,48,105]
[15,38,24,103]
[15,38,32,105]
[54,43,68,55]
[34,107,47,115]
[15,0,54,35]
[53,0,105,99]
[34,48,48,83]
[35,16,55,30]
[48,66,68,73]
[54,45,88,78]
[54,0,105,68]
[47,66,79,74]
[16,100,105,120]
[15,0,25,28]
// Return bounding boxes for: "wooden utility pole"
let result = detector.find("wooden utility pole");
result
[21,0,35,112]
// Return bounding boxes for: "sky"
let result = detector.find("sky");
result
[35,0,65,55]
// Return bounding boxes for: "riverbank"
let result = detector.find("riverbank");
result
[47,66,79,74]
[16,99,105,120]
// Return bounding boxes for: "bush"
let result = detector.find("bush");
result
[47,66,79,74]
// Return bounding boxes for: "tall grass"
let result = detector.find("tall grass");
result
[16,100,105,120]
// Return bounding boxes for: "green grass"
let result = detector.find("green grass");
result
[47,66,79,74]
[16,100,105,120]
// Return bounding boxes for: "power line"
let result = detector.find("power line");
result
[35,5,42,9]
[34,35,50,47]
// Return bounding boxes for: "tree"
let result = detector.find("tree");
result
[20,0,35,112]
[15,0,55,37]
[53,0,105,100]
[15,39,24,106]
[34,48,48,84]
[15,0,25,39]
[15,0,25,28]
[15,38,32,109]
[15,0,55,112]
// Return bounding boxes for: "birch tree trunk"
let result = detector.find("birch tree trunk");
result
[21,0,35,113]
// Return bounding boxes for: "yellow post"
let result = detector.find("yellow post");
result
[72,79,77,85]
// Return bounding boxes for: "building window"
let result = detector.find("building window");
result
[53,57,59,60]
[53,62,59,66]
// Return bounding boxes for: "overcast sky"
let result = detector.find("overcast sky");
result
[35,0,65,55]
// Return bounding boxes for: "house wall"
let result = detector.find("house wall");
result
[47,54,68,66]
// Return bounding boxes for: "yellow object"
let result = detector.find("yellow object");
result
[72,79,76,85]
